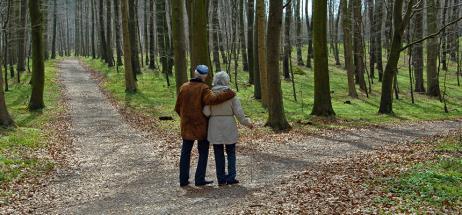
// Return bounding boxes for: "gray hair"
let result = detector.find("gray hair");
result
[212,71,230,87]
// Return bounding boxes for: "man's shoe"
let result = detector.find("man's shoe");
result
[227,179,239,185]
[180,181,190,187]
[195,180,214,186]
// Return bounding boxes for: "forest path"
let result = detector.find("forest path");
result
[30,60,461,214]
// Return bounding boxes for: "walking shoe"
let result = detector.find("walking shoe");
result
[227,179,239,185]
[180,181,190,187]
[195,180,214,186]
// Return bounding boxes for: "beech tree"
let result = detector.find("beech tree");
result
[29,0,45,110]
[311,0,335,117]
[171,0,188,93]
[266,0,289,130]
[121,0,136,92]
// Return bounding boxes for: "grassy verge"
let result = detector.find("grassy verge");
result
[374,135,462,212]
[82,48,462,132]
[0,60,64,201]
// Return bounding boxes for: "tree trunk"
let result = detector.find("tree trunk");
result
[239,0,249,71]
[305,0,312,68]
[99,0,108,64]
[16,0,27,72]
[341,0,358,98]
[156,0,171,84]
[91,0,96,58]
[211,0,221,71]
[247,0,255,84]
[190,0,212,84]
[106,0,114,67]
[172,0,188,93]
[257,0,267,104]
[449,0,460,61]
[129,0,141,75]
[311,0,336,117]
[51,0,57,59]
[352,0,367,91]
[367,0,375,79]
[295,0,303,65]
[266,0,289,130]
[114,0,123,66]
[412,1,425,93]
[379,0,413,114]
[121,0,136,92]
[441,0,450,71]
[283,1,292,80]
[374,0,384,81]
[29,0,45,110]
[426,0,441,97]
[148,0,156,69]
[0,63,14,127]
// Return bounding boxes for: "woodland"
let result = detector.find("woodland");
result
[0,0,461,213]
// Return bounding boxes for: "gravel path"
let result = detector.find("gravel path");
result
[29,60,461,214]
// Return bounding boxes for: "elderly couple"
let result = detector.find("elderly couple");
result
[175,65,254,187]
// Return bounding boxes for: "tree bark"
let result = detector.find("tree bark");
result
[172,0,188,93]
[295,0,303,65]
[129,0,141,75]
[190,0,212,84]
[106,0,114,67]
[266,0,289,130]
[51,0,57,59]
[283,1,292,80]
[29,0,45,110]
[247,0,255,84]
[16,0,27,72]
[374,0,384,81]
[311,0,336,117]
[0,62,14,127]
[426,0,441,97]
[412,1,425,92]
[114,0,123,66]
[341,0,358,98]
[305,0,312,68]
[121,0,136,92]
[239,0,249,71]
[99,0,108,64]
[211,0,221,71]
[148,0,156,69]
[352,0,367,91]
[257,0,267,104]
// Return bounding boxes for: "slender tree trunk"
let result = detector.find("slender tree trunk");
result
[29,0,45,110]
[374,0,384,81]
[99,0,108,64]
[379,0,414,114]
[114,0,123,66]
[211,0,221,71]
[412,1,425,93]
[295,0,303,65]
[266,0,289,130]
[129,0,141,75]
[283,1,292,80]
[426,0,441,97]
[441,0,450,71]
[449,0,460,61]
[91,0,96,58]
[305,0,312,68]
[144,0,149,66]
[341,0,358,98]
[257,0,267,104]
[239,0,249,71]
[312,0,335,117]
[190,0,212,84]
[367,0,375,79]
[121,0,136,92]
[16,0,27,72]
[51,0,57,59]
[156,0,171,86]
[106,0,114,67]
[247,0,255,84]
[172,0,188,93]
[352,0,367,91]
[148,0,156,69]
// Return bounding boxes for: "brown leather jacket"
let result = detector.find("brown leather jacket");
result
[175,78,235,141]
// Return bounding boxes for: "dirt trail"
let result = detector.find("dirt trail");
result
[24,60,461,214]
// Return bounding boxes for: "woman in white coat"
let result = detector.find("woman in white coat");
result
[203,71,253,185]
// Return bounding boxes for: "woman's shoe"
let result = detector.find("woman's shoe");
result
[227,179,239,185]
[195,180,214,186]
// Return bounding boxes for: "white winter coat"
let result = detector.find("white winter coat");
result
[203,86,251,145]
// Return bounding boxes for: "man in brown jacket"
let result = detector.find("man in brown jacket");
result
[175,65,235,187]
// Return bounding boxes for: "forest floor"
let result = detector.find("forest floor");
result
[2,59,460,214]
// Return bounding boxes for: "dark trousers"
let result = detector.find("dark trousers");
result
[179,139,210,185]
[213,144,236,184]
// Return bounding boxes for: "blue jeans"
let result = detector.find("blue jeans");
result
[179,139,210,185]
[213,144,236,184]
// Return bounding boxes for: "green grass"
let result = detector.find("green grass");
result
[374,136,462,212]
[81,44,462,131]
[0,60,62,193]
